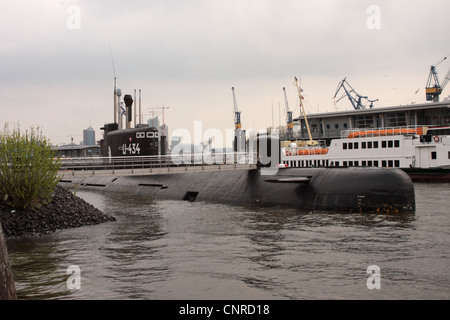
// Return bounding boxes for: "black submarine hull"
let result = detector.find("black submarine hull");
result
[60,167,415,213]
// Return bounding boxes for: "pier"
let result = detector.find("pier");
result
[59,152,258,179]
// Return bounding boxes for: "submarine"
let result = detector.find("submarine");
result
[67,88,416,213]
[61,165,415,213]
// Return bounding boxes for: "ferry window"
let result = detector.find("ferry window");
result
[362,161,367,166]
[343,161,348,166]
[384,112,407,127]
[394,140,400,148]
[374,160,379,167]
[368,160,373,166]
[368,141,373,149]
[155,132,159,138]
[354,142,359,149]
[355,115,374,128]
[362,142,366,149]
[395,160,400,167]
[348,143,353,150]
[388,160,393,167]
[382,160,387,167]
[431,152,437,160]
[343,123,348,129]
[335,123,339,129]
[343,143,347,150]
[326,124,331,130]
[374,141,379,148]
[388,140,393,148]
[147,132,154,138]
[382,141,387,148]
[354,161,359,166]
[448,152,450,159]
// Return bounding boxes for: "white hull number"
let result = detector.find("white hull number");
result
[121,143,141,155]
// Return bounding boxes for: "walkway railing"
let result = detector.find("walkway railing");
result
[59,152,258,178]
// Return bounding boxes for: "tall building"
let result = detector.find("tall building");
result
[83,126,96,146]
[148,116,160,129]
[148,116,169,153]
[171,136,182,150]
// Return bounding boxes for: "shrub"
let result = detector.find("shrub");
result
[0,124,61,209]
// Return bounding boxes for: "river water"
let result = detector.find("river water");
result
[6,183,450,300]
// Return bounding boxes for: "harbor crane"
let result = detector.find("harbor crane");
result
[294,77,318,146]
[426,56,450,102]
[282,87,295,140]
[333,77,378,110]
[231,87,246,155]
[231,87,242,130]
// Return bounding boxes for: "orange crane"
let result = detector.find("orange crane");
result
[231,87,242,130]
[294,77,317,146]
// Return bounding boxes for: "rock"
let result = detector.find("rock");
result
[0,186,115,238]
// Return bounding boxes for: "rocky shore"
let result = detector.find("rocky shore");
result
[0,185,116,238]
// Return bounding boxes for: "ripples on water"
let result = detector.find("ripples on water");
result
[6,183,450,300]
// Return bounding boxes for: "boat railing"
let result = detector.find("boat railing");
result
[281,139,327,148]
[341,125,427,139]
[58,151,258,172]
[282,140,330,156]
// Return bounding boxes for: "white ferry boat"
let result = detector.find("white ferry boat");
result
[281,126,450,182]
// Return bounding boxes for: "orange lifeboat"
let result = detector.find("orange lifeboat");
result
[296,148,329,156]
[347,127,425,139]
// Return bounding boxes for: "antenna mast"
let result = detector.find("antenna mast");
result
[109,42,118,123]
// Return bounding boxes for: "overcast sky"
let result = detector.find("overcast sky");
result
[1,0,450,147]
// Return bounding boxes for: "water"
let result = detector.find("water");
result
[6,183,450,300]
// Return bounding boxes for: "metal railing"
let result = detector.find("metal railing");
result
[59,152,258,177]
